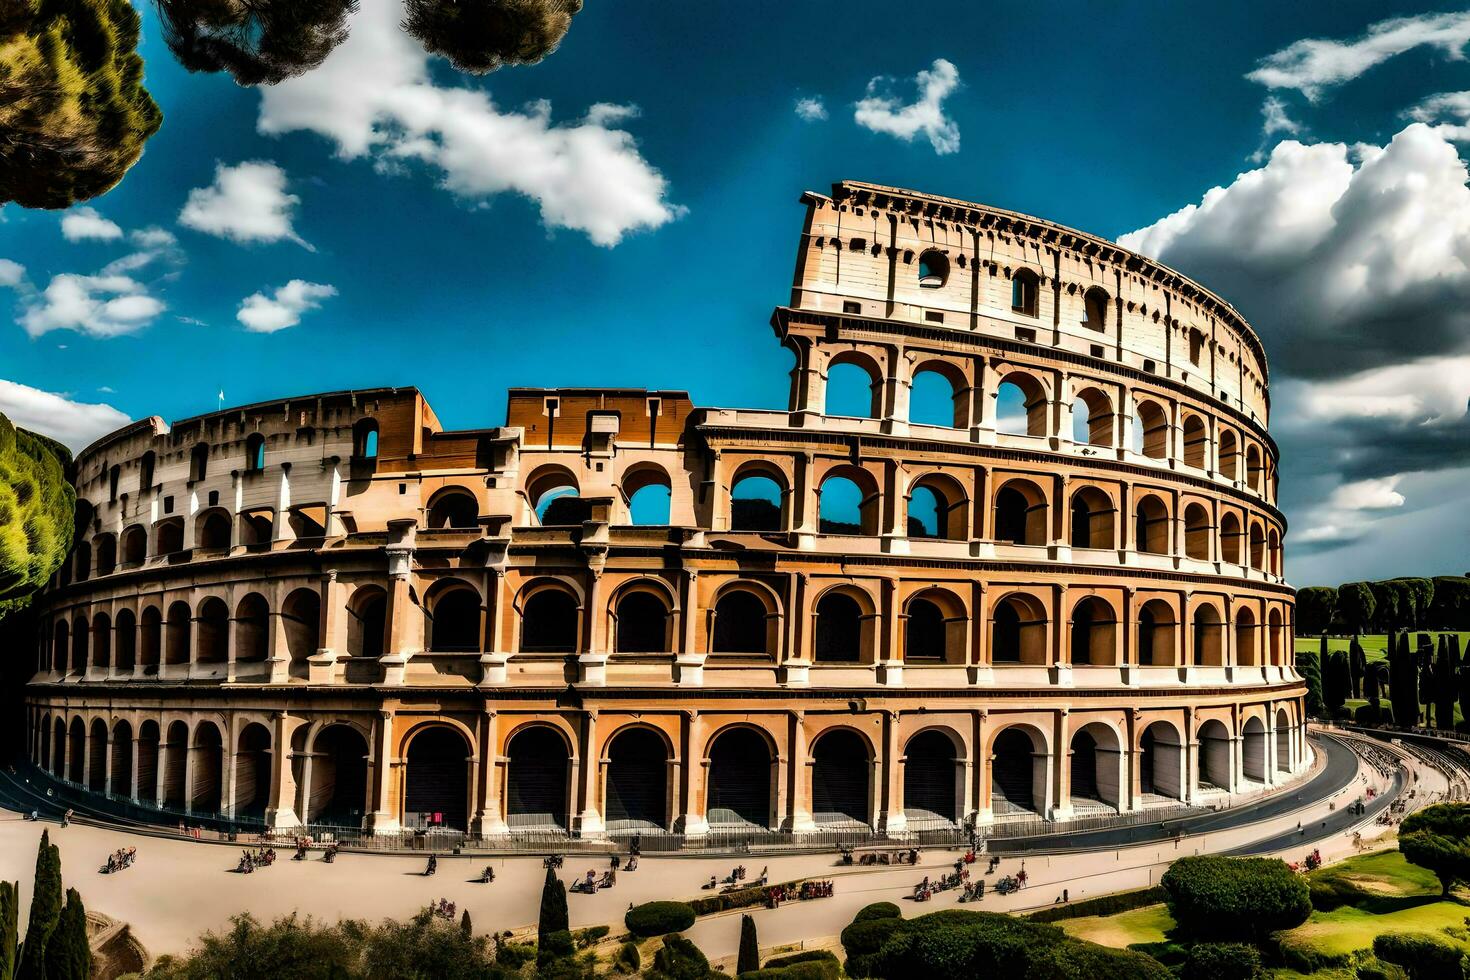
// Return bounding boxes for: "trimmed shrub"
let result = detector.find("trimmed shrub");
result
[1028,887,1167,923]
[738,950,841,980]
[613,940,641,973]
[1181,942,1261,980]
[1025,940,1172,979]
[853,902,901,923]
[573,925,609,949]
[626,901,697,938]
[649,934,713,979]
[737,915,759,975]
[839,917,906,976]
[1276,933,1351,974]
[1160,856,1310,942]
[1308,875,1369,911]
[1400,803,1470,897]
[1373,931,1466,980]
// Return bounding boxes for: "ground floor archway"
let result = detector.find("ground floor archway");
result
[505,726,571,830]
[403,726,471,831]
[706,727,773,829]
[903,730,961,827]
[604,727,670,831]
[811,729,871,826]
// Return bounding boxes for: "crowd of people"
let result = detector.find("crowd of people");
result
[99,847,136,874]
[235,846,277,874]
[764,879,833,907]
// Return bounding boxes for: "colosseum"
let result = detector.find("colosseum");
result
[24,181,1304,844]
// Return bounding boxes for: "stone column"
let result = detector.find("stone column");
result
[574,711,604,837]
[785,711,814,833]
[366,709,400,834]
[879,710,905,833]
[471,708,507,837]
[265,711,302,830]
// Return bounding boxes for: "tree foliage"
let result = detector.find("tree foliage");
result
[0,0,163,209]
[737,914,759,975]
[1373,930,1466,980]
[0,880,17,980]
[17,830,62,979]
[1400,803,1470,897]
[625,902,696,938]
[1159,856,1311,943]
[0,415,76,617]
[154,0,357,85]
[536,866,571,966]
[1180,942,1261,980]
[1298,646,1324,718]
[1294,586,1336,636]
[1337,582,1376,635]
[42,888,89,980]
[402,0,582,74]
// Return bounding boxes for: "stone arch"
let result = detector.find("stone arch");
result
[1134,494,1169,554]
[1246,444,1264,491]
[729,463,787,532]
[1249,522,1266,570]
[903,727,963,827]
[234,593,269,664]
[110,719,133,798]
[1196,719,1232,790]
[1139,720,1183,799]
[1192,603,1224,666]
[1069,595,1118,666]
[120,524,147,567]
[94,533,116,576]
[196,595,229,665]
[1268,608,1285,666]
[1183,503,1211,560]
[1133,399,1169,459]
[1219,429,1239,480]
[238,508,274,549]
[308,724,369,826]
[710,583,779,657]
[1235,607,1258,666]
[906,472,967,540]
[154,517,184,557]
[706,725,775,829]
[908,359,968,428]
[1275,707,1292,772]
[1069,721,1123,811]
[989,723,1048,816]
[813,585,877,664]
[1181,413,1208,470]
[426,486,480,530]
[526,465,585,526]
[611,579,674,654]
[1267,528,1282,576]
[425,578,481,653]
[994,371,1049,437]
[623,463,672,526]
[164,600,191,666]
[1242,716,1267,783]
[87,717,107,792]
[1137,599,1177,667]
[990,592,1047,665]
[403,723,472,831]
[195,508,232,551]
[281,587,321,677]
[91,610,111,671]
[69,614,87,674]
[1082,285,1110,332]
[604,724,672,831]
[52,715,68,778]
[136,720,159,805]
[114,608,135,672]
[903,588,966,664]
[1011,267,1041,316]
[824,349,883,419]
[818,465,880,535]
[811,727,873,826]
[191,722,224,813]
[517,579,581,653]
[504,723,572,830]
[1069,485,1115,550]
[234,722,272,820]
[994,477,1048,546]
[139,605,161,670]
[1220,512,1243,564]
[1072,386,1114,446]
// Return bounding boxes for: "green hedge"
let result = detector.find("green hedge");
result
[853,902,901,923]
[625,902,696,938]
[1307,875,1368,912]
[1374,931,1466,980]
[736,950,842,980]
[1180,942,1261,980]
[1027,887,1167,923]
[1276,933,1351,974]
[1160,856,1311,942]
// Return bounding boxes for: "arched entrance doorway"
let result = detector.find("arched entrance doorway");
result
[505,726,571,831]
[404,727,470,831]
[903,730,960,827]
[604,727,670,831]
[233,723,272,820]
[1139,722,1183,800]
[1068,723,1122,811]
[309,725,369,827]
[811,729,870,826]
[990,727,1043,815]
[706,727,772,829]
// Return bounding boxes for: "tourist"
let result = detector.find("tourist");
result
[425,854,437,876]
[61,808,73,828]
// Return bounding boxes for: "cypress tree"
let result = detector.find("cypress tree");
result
[535,865,569,965]
[1437,636,1458,730]
[1324,651,1347,715]
[17,831,61,980]
[460,909,472,938]
[41,890,87,980]
[1403,632,1421,726]
[737,914,759,975]
[0,880,17,980]
[1349,637,1365,699]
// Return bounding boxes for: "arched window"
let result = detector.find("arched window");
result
[818,472,877,535]
[281,588,321,678]
[1069,597,1116,666]
[139,606,161,669]
[1134,495,1169,555]
[348,587,387,660]
[1188,328,1206,366]
[712,589,771,656]
[615,589,670,653]
[1220,512,1243,565]
[825,358,879,418]
[352,418,379,459]
[917,250,949,288]
[1218,429,1239,481]
[815,591,869,663]
[1082,286,1109,332]
[1133,401,1169,459]
[95,534,116,576]
[904,591,963,663]
[1072,388,1113,446]
[1246,445,1264,492]
[239,509,274,549]
[121,525,147,567]
[1249,523,1266,570]
[165,600,191,665]
[1011,269,1040,317]
[234,594,268,664]
[624,467,672,526]
[995,374,1048,437]
[1192,605,1223,666]
[990,594,1046,664]
[189,443,209,483]
[91,612,111,670]
[994,480,1047,546]
[528,468,584,526]
[1069,487,1114,550]
[1235,608,1258,666]
[1267,529,1282,576]
[154,518,183,557]
[909,369,961,428]
[245,434,266,472]
[1181,414,1207,470]
[114,608,135,672]
[426,489,479,530]
[1183,503,1210,560]
[196,509,231,551]
[429,586,481,652]
[730,473,784,532]
[196,597,229,665]
[139,450,155,493]
[520,588,579,653]
[907,483,944,539]
[69,616,86,673]
[1137,600,1176,667]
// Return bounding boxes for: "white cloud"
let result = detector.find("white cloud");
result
[794,97,827,122]
[1247,11,1470,101]
[1279,355,1470,425]
[255,0,681,247]
[1327,476,1407,511]
[18,274,166,338]
[0,379,130,452]
[0,259,25,287]
[130,227,177,249]
[179,160,311,249]
[61,207,124,242]
[236,279,337,333]
[853,58,961,154]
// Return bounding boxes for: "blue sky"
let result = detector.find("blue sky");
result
[4,0,1470,586]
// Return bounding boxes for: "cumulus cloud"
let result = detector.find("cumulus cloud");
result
[853,58,961,154]
[1247,11,1470,101]
[179,160,311,249]
[16,275,166,339]
[0,259,24,287]
[236,279,337,332]
[255,0,681,247]
[60,206,124,242]
[794,96,827,122]
[0,379,130,452]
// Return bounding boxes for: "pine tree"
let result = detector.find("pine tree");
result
[16,831,61,980]
[41,889,87,980]
[460,909,472,938]
[402,0,583,75]
[737,914,759,975]
[536,865,569,966]
[0,880,18,980]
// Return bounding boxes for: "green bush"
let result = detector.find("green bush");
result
[573,925,609,949]
[764,951,840,969]
[839,916,906,976]
[649,934,714,980]
[495,940,535,967]
[1373,932,1466,980]
[1025,940,1172,979]
[739,949,843,980]
[539,929,575,961]
[1275,933,1351,974]
[853,902,901,923]
[626,902,697,938]
[1400,803,1470,897]
[613,940,641,973]
[1308,875,1369,912]
[1181,942,1261,980]
[1027,887,1167,923]
[1160,856,1311,942]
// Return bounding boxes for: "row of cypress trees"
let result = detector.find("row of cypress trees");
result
[1319,632,1470,730]
[0,830,90,980]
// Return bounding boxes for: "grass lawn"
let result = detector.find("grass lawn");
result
[1056,903,1175,948]
[1294,633,1470,664]
[1308,850,1441,900]
[1279,900,1470,960]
